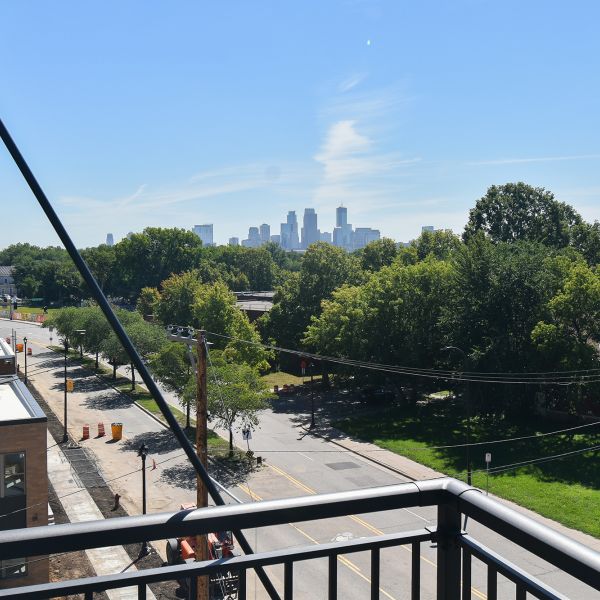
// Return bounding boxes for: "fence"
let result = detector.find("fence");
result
[0,477,598,599]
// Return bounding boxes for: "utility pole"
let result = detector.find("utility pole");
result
[196,329,209,600]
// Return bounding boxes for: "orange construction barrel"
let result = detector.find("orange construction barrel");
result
[111,423,123,441]
[15,343,23,353]
[27,347,32,356]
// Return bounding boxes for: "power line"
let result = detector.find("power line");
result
[205,331,600,385]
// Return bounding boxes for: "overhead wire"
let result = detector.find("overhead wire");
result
[205,331,600,385]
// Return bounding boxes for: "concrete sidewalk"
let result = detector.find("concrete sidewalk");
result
[48,432,156,600]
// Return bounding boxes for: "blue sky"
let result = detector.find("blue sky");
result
[1,0,600,248]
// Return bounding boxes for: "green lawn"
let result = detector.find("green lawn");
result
[14,305,60,316]
[335,403,600,538]
[261,371,317,388]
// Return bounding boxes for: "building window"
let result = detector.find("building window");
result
[1,453,26,497]
[0,558,27,579]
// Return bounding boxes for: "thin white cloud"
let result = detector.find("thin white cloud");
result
[339,73,367,93]
[312,114,418,213]
[467,154,600,166]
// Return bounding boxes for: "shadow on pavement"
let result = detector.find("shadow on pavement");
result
[121,429,181,455]
[82,390,133,411]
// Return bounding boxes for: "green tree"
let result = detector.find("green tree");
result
[197,354,272,452]
[43,307,86,347]
[126,318,167,389]
[463,182,582,247]
[80,244,116,293]
[77,306,111,369]
[305,257,453,372]
[192,282,271,370]
[263,243,362,350]
[411,229,461,261]
[155,270,203,326]
[359,238,398,272]
[136,287,161,320]
[112,227,204,299]
[149,343,193,426]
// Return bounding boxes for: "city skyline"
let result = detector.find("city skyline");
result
[2,2,600,250]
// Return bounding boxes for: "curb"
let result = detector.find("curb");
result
[134,401,170,430]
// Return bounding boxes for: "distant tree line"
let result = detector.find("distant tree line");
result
[8,182,600,416]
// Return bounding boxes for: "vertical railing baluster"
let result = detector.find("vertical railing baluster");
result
[189,575,198,600]
[328,554,338,600]
[137,583,147,600]
[462,549,471,600]
[436,503,461,600]
[284,561,293,600]
[238,569,247,600]
[371,547,380,600]
[411,541,420,600]
[487,567,497,600]
[515,583,526,600]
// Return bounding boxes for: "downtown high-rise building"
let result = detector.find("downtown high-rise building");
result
[336,205,348,228]
[105,233,114,246]
[193,224,214,246]
[333,205,353,251]
[280,211,300,250]
[301,208,320,249]
[242,227,262,248]
[259,224,271,244]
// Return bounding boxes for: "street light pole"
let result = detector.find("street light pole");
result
[23,337,28,385]
[442,346,472,486]
[62,340,69,444]
[137,443,150,557]
[309,362,316,429]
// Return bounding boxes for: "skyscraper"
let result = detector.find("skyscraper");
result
[259,224,270,244]
[192,224,214,246]
[228,237,239,246]
[281,211,299,250]
[242,227,261,248]
[336,205,348,228]
[301,208,319,249]
[105,233,114,246]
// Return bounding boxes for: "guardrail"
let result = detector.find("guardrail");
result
[0,478,598,599]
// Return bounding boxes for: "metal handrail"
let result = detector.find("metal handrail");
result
[1,477,599,595]
[0,530,433,599]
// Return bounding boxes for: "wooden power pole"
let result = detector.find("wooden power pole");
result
[195,329,209,600]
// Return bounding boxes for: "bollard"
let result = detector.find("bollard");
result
[82,424,90,440]
[97,422,105,437]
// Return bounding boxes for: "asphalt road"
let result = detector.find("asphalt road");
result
[3,318,598,599]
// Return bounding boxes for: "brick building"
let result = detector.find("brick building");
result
[0,378,48,588]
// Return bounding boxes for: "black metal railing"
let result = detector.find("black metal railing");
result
[0,478,598,599]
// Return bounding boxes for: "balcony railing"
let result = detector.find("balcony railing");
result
[0,477,598,599]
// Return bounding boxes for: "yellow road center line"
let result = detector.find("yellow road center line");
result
[264,462,487,599]
[238,484,396,599]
